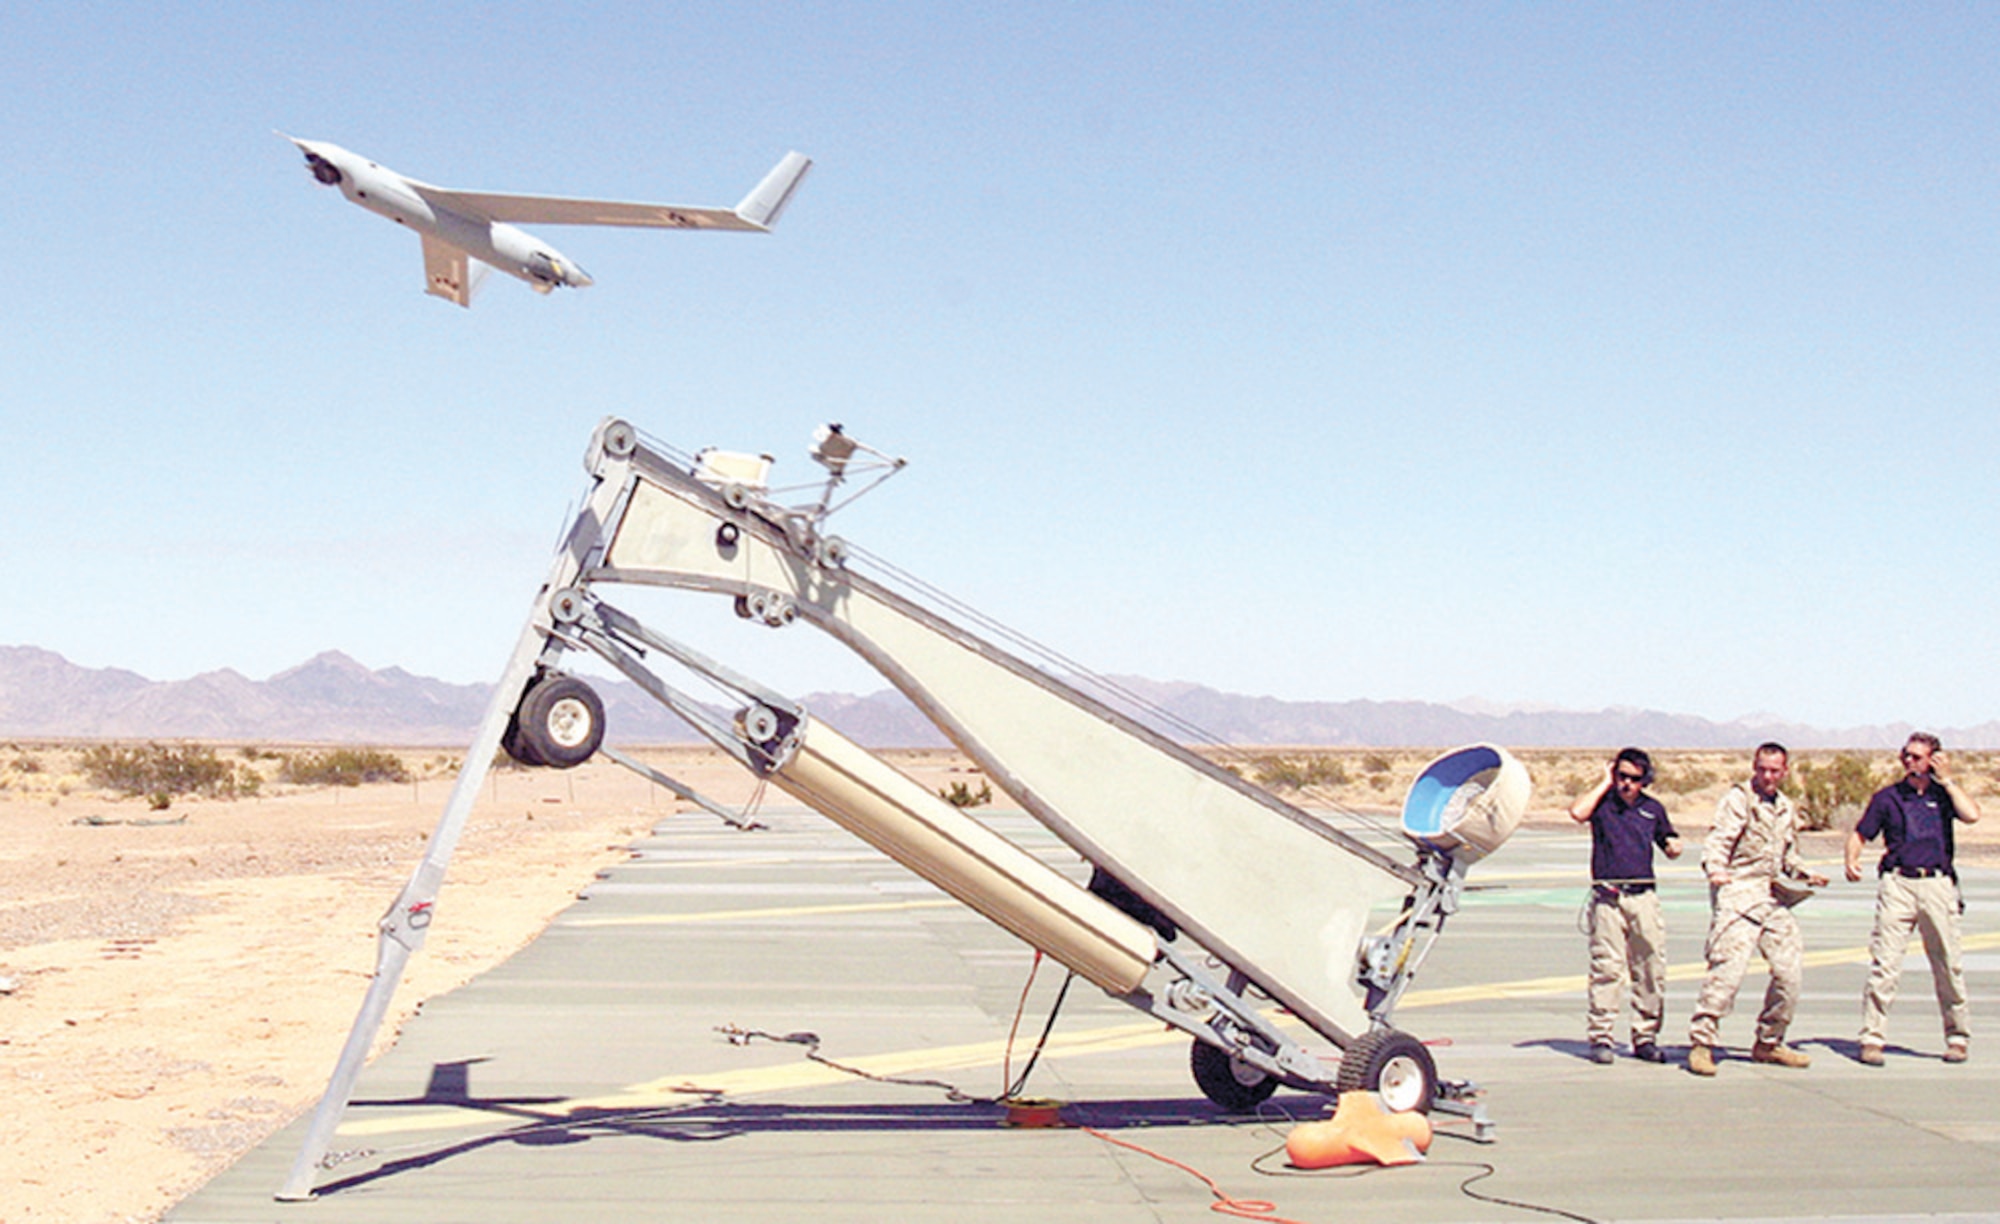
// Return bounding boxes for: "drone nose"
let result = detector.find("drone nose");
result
[567,264,594,289]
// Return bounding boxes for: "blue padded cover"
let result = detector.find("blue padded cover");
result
[1401,745,1504,840]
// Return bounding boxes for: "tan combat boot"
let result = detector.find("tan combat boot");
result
[1687,1045,1717,1076]
[1752,1041,1810,1068]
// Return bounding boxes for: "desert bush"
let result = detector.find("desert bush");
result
[80,743,257,807]
[1655,762,1717,795]
[1549,770,1590,798]
[1954,751,1998,795]
[1786,754,1881,831]
[10,752,44,774]
[938,779,993,808]
[1250,755,1350,790]
[281,748,410,788]
[1361,752,1395,776]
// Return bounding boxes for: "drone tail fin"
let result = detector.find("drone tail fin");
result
[735,152,813,230]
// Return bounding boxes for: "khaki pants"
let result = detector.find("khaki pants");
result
[1860,872,1970,1047]
[1690,882,1802,1048]
[1587,888,1667,1046]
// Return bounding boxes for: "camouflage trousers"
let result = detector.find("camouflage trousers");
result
[1587,888,1667,1046]
[1689,882,1802,1049]
[1860,872,1970,1048]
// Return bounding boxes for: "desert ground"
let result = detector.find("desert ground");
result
[2,741,1995,1223]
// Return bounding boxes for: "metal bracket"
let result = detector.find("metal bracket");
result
[1359,845,1468,1027]
[1436,1079,1498,1142]
[1135,945,1336,1090]
[598,746,764,831]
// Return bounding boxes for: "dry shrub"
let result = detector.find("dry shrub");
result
[1250,755,1350,791]
[1655,762,1717,795]
[79,743,259,809]
[280,748,410,788]
[938,779,993,808]
[1785,753,1882,831]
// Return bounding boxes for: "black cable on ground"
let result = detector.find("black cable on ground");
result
[725,994,1602,1224]
[1003,970,1073,1100]
[1245,1125,1602,1224]
[720,956,1078,1106]
[717,1025,987,1102]
[1439,1161,1602,1224]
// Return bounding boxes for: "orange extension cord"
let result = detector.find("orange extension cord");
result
[999,951,1310,1224]
[1079,1125,1310,1224]
[757,955,1589,1224]
[1001,949,1044,1096]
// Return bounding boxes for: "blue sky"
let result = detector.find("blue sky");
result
[4,3,1997,731]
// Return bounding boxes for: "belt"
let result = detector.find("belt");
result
[1893,865,1950,879]
[1593,882,1655,897]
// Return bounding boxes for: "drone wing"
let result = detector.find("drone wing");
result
[417,151,811,233]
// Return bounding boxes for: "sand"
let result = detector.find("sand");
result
[0,746,814,1223]
[2,743,1992,1223]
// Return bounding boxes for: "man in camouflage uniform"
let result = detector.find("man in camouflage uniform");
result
[1687,742,1826,1076]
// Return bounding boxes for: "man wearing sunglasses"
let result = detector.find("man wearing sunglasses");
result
[1570,748,1683,1065]
[1846,732,1981,1066]
[1688,742,1827,1076]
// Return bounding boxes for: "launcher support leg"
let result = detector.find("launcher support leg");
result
[276,444,634,1201]
[274,617,550,1200]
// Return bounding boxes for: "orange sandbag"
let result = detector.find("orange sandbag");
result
[1285,1090,1433,1168]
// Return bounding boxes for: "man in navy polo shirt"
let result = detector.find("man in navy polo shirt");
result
[1846,732,1982,1066]
[1571,747,1683,1064]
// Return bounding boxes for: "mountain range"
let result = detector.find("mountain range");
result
[2,645,1994,750]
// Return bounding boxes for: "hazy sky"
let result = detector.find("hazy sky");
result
[4,3,1996,730]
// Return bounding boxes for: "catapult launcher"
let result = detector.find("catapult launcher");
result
[279,418,1531,1200]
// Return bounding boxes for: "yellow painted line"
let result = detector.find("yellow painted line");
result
[1400,927,2000,1007]
[338,1020,1168,1138]
[1802,926,2000,968]
[563,898,961,928]
[1468,861,1852,888]
[340,912,2000,1140]
[614,853,895,870]
[566,873,1663,930]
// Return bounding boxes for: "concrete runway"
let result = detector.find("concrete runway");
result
[170,810,2000,1223]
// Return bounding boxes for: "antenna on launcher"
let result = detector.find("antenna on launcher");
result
[807,423,905,524]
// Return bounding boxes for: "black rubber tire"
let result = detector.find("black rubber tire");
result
[501,714,546,768]
[1334,1029,1436,1114]
[511,675,605,769]
[1190,1040,1279,1112]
